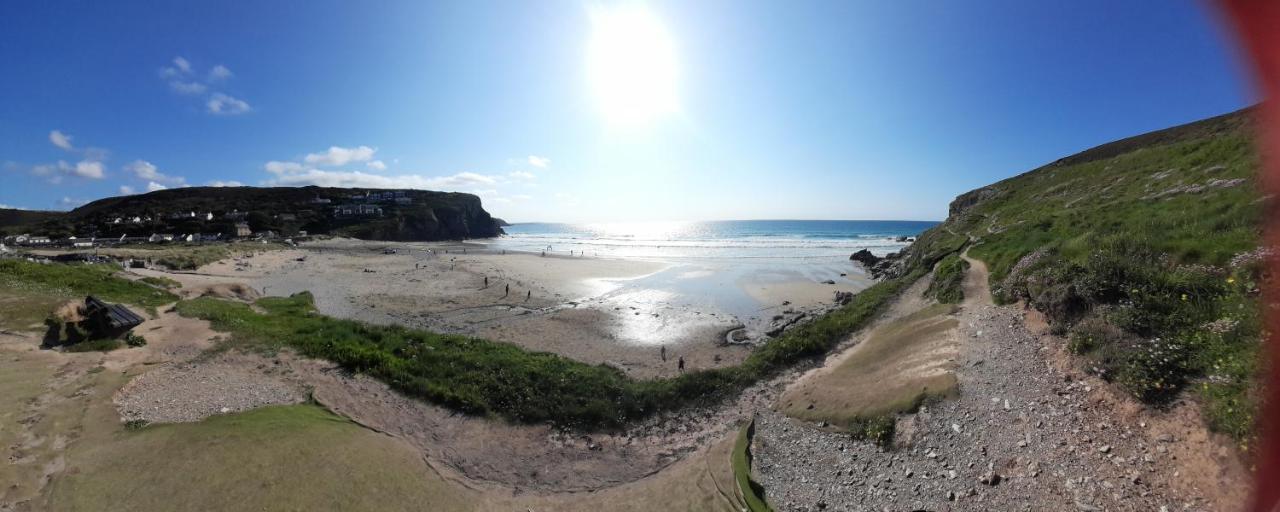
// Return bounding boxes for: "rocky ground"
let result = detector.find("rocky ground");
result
[753,300,1247,511]
[114,354,307,424]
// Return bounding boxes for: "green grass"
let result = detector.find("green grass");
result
[902,110,1263,445]
[139,275,181,289]
[731,419,772,512]
[176,271,922,431]
[47,404,475,512]
[0,259,177,309]
[924,254,968,304]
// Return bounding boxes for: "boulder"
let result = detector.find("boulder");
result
[849,249,881,266]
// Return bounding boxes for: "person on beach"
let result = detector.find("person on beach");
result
[484,276,488,287]
[504,283,510,297]
[660,345,667,362]
[526,290,531,301]
[677,356,685,372]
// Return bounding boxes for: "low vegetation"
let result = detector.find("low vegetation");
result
[924,254,968,303]
[177,271,922,431]
[904,108,1264,445]
[139,275,181,289]
[0,260,176,332]
[93,242,287,270]
[731,419,772,512]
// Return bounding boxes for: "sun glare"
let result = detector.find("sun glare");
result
[587,4,679,125]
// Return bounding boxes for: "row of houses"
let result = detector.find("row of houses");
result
[3,222,256,248]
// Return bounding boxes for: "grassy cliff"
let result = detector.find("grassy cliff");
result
[898,107,1264,445]
[7,186,503,241]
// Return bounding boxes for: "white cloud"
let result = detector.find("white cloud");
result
[205,180,244,187]
[119,185,135,195]
[209,64,232,81]
[304,145,376,166]
[59,196,87,209]
[264,161,307,175]
[169,80,208,95]
[146,181,168,192]
[263,169,500,190]
[32,159,105,181]
[173,56,191,73]
[207,93,251,115]
[366,160,387,171]
[508,170,536,181]
[124,159,185,185]
[74,160,105,179]
[527,155,551,168]
[49,130,74,150]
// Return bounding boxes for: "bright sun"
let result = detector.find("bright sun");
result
[587,4,679,125]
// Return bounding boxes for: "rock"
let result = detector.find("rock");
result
[821,279,836,285]
[980,471,1001,486]
[849,249,881,266]
[834,291,854,305]
[1099,445,1112,454]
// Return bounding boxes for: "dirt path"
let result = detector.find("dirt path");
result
[752,251,1249,511]
[960,248,992,306]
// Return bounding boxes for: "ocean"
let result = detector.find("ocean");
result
[484,220,938,261]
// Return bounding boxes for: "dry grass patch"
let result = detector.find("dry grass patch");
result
[779,304,960,426]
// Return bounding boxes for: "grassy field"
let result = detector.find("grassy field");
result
[903,108,1263,445]
[0,260,177,332]
[176,270,922,431]
[47,404,476,512]
[779,304,958,441]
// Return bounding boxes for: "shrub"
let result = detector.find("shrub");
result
[125,332,148,347]
[924,254,968,304]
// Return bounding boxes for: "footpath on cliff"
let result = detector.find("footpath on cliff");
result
[752,250,1250,511]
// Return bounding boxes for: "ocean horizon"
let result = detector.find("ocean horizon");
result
[485,219,938,261]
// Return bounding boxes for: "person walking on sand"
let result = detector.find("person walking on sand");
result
[526,290,531,301]
[484,276,489,288]
[660,345,667,362]
[504,283,510,297]
[677,356,685,372]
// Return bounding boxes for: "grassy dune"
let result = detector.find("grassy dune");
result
[0,260,177,331]
[779,304,959,442]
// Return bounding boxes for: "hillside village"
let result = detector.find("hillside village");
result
[0,187,503,250]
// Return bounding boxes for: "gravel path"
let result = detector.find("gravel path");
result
[752,256,1243,511]
[115,354,308,424]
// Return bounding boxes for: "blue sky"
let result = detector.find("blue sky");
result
[0,0,1254,222]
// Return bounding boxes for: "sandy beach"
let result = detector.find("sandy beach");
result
[135,237,871,378]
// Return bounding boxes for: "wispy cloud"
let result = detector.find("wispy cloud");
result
[161,57,251,115]
[207,93,251,115]
[205,180,243,187]
[264,169,500,190]
[124,159,186,186]
[49,130,74,150]
[366,160,387,171]
[304,145,376,166]
[208,64,232,81]
[507,170,536,181]
[32,160,105,181]
[527,155,551,168]
[119,185,135,195]
[146,181,168,192]
[170,81,208,95]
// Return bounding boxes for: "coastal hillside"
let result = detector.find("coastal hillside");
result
[0,208,61,231]
[895,107,1264,443]
[5,186,503,241]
